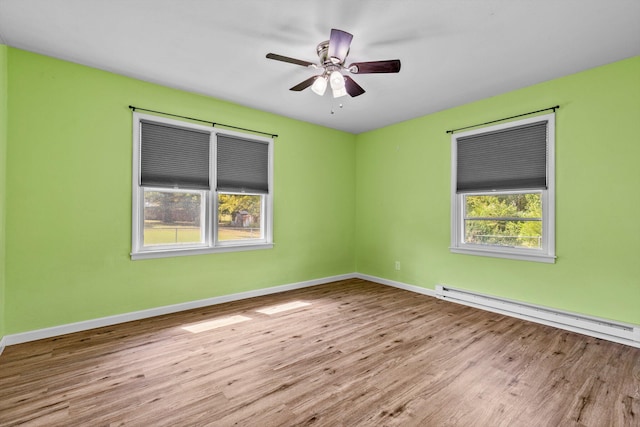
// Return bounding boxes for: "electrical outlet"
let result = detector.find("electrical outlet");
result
[395,261,401,270]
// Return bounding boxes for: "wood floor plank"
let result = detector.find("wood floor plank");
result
[1,278,638,426]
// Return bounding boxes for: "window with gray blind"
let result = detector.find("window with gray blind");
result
[217,135,269,193]
[456,121,548,192]
[450,113,556,263]
[132,112,274,260]
[140,121,210,189]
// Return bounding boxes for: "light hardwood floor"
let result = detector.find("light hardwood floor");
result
[1,279,639,426]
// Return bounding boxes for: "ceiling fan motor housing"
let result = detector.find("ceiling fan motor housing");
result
[316,41,329,64]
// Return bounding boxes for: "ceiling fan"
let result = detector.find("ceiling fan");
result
[266,28,401,98]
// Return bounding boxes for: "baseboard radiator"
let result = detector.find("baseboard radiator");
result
[435,285,640,348]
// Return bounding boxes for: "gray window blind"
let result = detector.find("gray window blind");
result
[217,134,269,193]
[456,121,548,192]
[140,121,210,189]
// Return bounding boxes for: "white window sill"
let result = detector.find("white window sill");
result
[131,243,274,260]
[450,247,556,264]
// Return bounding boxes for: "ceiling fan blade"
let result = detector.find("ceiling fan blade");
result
[289,76,319,91]
[266,53,314,67]
[344,76,365,97]
[327,29,353,64]
[348,59,401,74]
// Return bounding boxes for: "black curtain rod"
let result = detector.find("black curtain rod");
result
[128,105,278,138]
[446,105,559,134]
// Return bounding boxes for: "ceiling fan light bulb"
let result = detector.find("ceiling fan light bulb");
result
[332,86,348,98]
[329,71,345,90]
[311,76,327,96]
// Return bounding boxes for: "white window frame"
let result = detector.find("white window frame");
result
[131,112,274,260]
[140,187,209,250]
[215,191,268,247]
[450,113,556,263]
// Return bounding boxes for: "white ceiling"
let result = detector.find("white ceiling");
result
[0,0,638,134]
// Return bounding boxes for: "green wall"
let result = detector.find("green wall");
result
[3,48,639,337]
[0,44,7,338]
[4,48,356,334]
[355,56,640,324]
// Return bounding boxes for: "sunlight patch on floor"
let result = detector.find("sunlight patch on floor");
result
[182,315,252,333]
[256,301,311,315]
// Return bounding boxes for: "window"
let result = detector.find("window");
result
[131,113,273,260]
[450,113,555,263]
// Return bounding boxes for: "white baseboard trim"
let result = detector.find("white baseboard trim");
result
[2,273,638,350]
[2,273,357,347]
[354,273,437,297]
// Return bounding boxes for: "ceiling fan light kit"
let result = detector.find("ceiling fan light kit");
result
[311,76,328,96]
[329,70,347,98]
[267,28,401,99]
[332,86,348,98]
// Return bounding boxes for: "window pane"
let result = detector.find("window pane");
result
[217,194,263,241]
[464,193,542,249]
[144,190,203,246]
